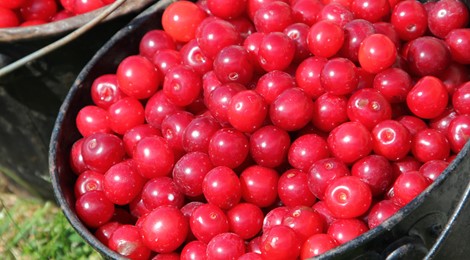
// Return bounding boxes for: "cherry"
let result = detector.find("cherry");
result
[107,97,145,135]
[91,74,126,110]
[288,134,330,172]
[243,32,265,73]
[117,55,161,100]
[446,29,470,64]
[95,221,120,246]
[227,203,264,240]
[396,115,428,136]
[282,206,326,243]
[0,7,19,28]
[260,225,301,260]
[76,106,111,137]
[318,2,353,27]
[258,32,296,71]
[406,36,451,76]
[373,22,402,50]
[283,23,312,63]
[70,138,88,174]
[312,200,338,226]
[161,111,194,156]
[182,115,220,153]
[327,218,369,245]
[270,88,314,131]
[139,30,176,60]
[312,93,349,132]
[203,166,242,209]
[208,128,249,169]
[253,1,293,33]
[239,252,263,260]
[81,133,125,173]
[429,107,458,134]
[301,233,338,259]
[373,68,413,104]
[172,151,213,197]
[407,76,448,119]
[351,0,390,23]
[411,128,451,163]
[240,165,279,208]
[351,155,394,197]
[440,63,470,95]
[392,171,430,206]
[141,176,184,210]
[391,0,427,41]
[196,18,241,59]
[367,200,401,229]
[228,90,267,133]
[427,0,469,39]
[162,1,207,42]
[20,0,57,21]
[307,157,350,201]
[262,206,289,232]
[255,70,295,104]
[104,161,145,205]
[307,20,344,58]
[207,0,246,19]
[250,125,291,168]
[347,88,392,130]
[75,191,114,228]
[181,241,207,260]
[340,19,376,63]
[327,122,373,164]
[291,0,323,26]
[419,160,449,182]
[72,0,105,15]
[140,206,189,253]
[214,45,254,85]
[358,34,397,74]
[321,57,358,96]
[447,115,470,153]
[74,170,104,198]
[152,49,183,76]
[453,82,470,115]
[133,136,174,179]
[295,56,327,99]
[278,169,317,207]
[372,120,412,161]
[190,203,229,244]
[324,176,372,219]
[206,232,246,259]
[180,39,214,75]
[108,225,151,259]
[0,0,26,9]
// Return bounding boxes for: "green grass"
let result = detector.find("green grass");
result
[0,195,103,260]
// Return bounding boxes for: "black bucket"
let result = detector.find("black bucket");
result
[49,0,470,258]
[0,0,156,199]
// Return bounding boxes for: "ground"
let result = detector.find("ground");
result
[0,172,102,260]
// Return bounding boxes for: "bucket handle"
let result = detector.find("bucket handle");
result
[0,0,128,78]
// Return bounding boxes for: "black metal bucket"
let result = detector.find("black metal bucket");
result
[49,0,470,258]
[0,0,156,199]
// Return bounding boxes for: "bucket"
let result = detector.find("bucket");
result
[49,0,470,258]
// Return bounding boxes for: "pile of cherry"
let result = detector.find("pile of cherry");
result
[0,0,116,28]
[69,0,470,259]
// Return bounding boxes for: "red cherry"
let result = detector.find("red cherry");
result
[162,1,207,42]
[140,206,189,253]
[327,218,369,245]
[324,176,372,219]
